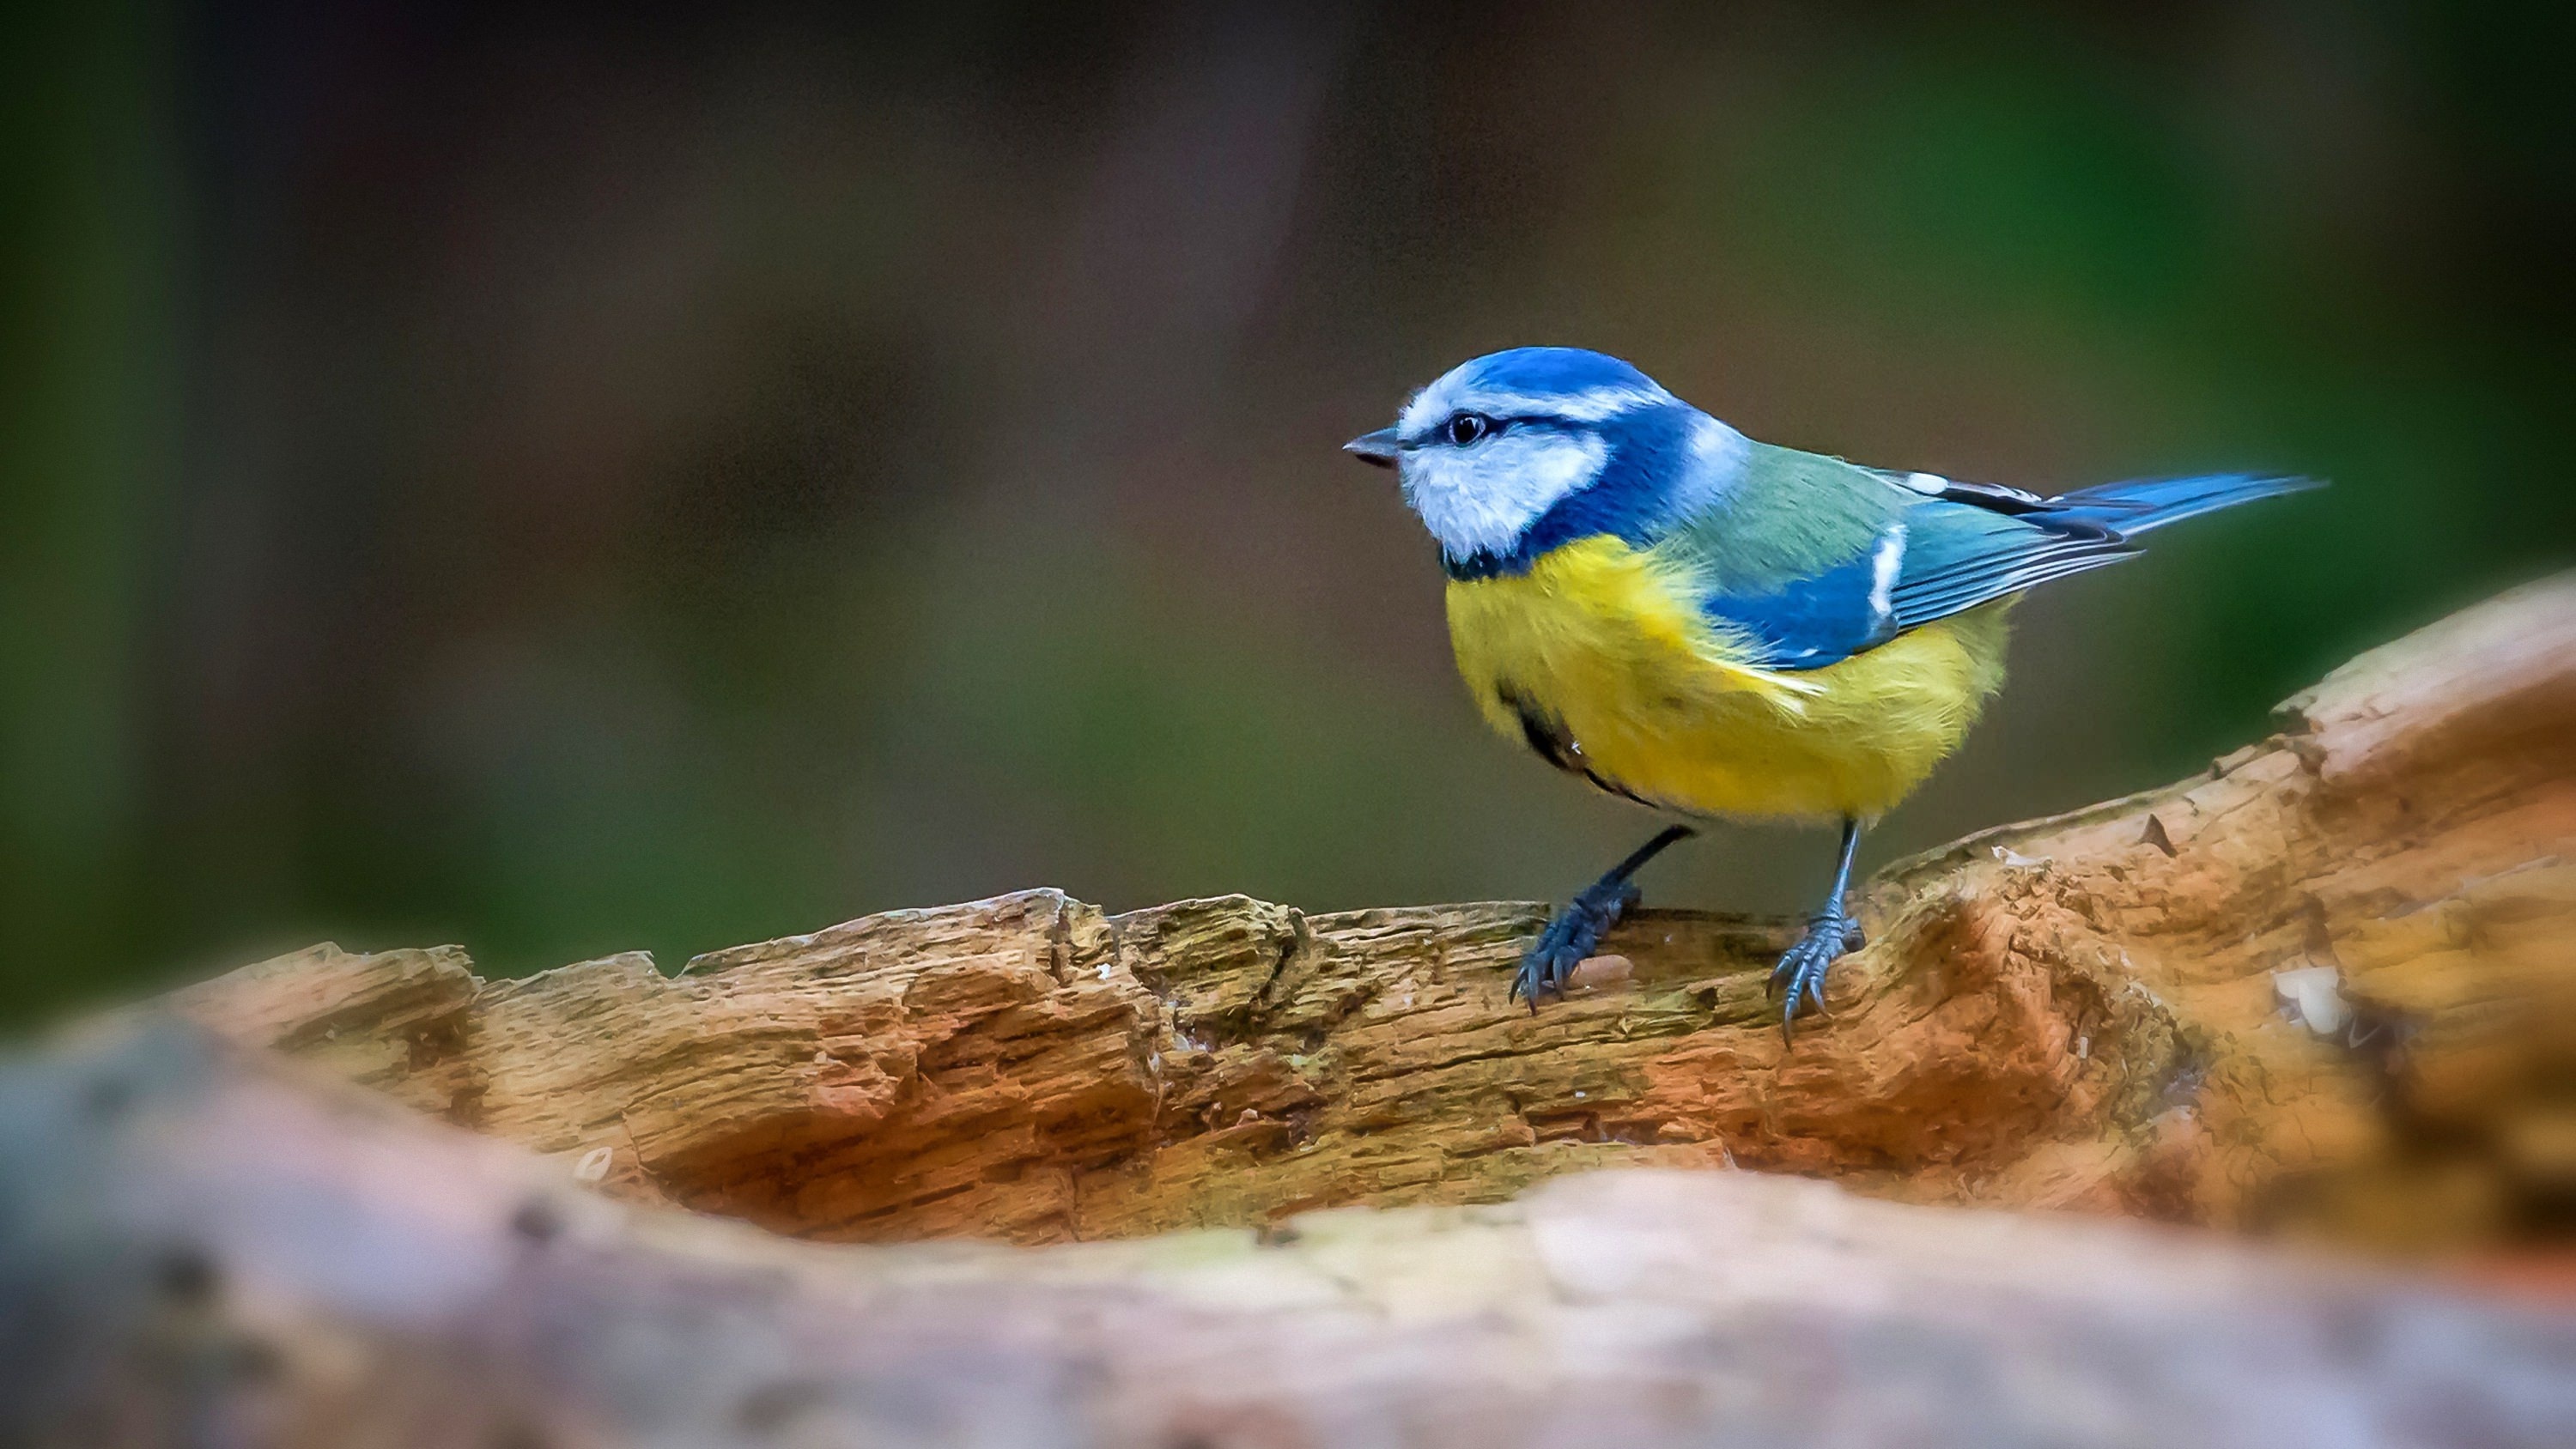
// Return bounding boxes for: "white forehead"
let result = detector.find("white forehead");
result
[1396,362,1675,438]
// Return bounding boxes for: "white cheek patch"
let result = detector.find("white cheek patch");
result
[1401,431,1610,561]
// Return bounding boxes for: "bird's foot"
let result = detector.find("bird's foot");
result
[1768,909,1864,1044]
[1513,876,1642,1009]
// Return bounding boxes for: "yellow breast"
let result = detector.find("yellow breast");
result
[1444,535,2011,822]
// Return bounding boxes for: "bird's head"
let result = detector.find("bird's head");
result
[1346,347,1741,572]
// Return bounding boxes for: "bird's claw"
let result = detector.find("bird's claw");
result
[1512,878,1642,1010]
[1769,909,1862,1044]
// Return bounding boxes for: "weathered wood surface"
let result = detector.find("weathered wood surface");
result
[167,575,2576,1252]
[3,1022,2570,1448]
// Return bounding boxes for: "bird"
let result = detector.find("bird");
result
[1344,346,2315,1038]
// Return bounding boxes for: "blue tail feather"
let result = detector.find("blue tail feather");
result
[1886,470,2322,634]
[2046,473,2321,536]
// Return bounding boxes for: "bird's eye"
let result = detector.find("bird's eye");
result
[1446,412,1494,446]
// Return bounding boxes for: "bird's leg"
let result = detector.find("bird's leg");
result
[1513,824,1696,1009]
[1769,816,1866,1044]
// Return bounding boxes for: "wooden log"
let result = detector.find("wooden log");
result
[3,1022,2570,1447]
[162,575,2576,1254]
[8,573,2574,1447]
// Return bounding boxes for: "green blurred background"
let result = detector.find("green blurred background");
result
[3,1,2569,1025]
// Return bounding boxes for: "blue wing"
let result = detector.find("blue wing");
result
[1690,466,2316,671]
[1694,530,1906,670]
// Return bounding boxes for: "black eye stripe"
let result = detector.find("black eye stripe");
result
[1444,411,1514,446]
[1412,413,1561,446]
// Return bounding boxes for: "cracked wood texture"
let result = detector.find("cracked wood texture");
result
[3,1023,2570,1448]
[161,573,2576,1255]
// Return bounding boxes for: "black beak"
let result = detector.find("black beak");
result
[1343,427,1401,468]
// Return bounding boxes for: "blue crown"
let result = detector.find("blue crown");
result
[1459,347,1661,400]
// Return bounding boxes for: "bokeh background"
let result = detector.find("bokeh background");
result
[3,1,2569,1025]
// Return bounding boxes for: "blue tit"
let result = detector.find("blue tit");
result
[1346,347,2316,1037]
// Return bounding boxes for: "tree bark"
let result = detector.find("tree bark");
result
[3,1020,2571,1447]
[166,575,2576,1252]
[5,574,2573,1447]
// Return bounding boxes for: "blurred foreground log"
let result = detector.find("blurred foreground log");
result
[3,1023,2570,1447]
[2,575,2572,1446]
[166,575,2576,1252]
